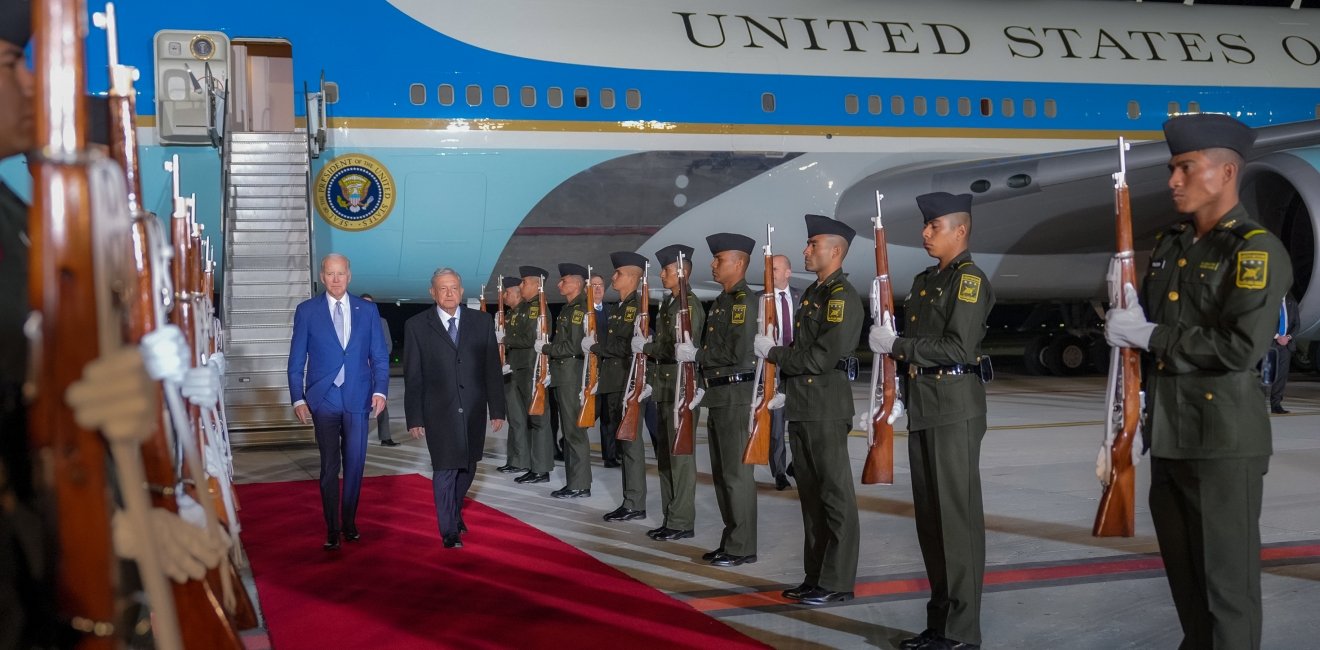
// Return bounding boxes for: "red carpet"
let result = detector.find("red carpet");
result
[236,475,766,650]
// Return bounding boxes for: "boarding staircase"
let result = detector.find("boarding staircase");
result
[221,131,315,445]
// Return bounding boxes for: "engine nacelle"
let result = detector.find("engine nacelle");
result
[1241,147,1320,337]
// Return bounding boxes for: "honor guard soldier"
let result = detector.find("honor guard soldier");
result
[496,275,534,478]
[677,233,760,567]
[507,267,552,484]
[589,252,648,522]
[870,192,994,650]
[754,214,864,605]
[1104,114,1290,649]
[638,244,705,541]
[539,263,593,498]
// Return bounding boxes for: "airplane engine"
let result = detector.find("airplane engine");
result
[1240,148,1320,337]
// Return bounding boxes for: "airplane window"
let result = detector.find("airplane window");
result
[521,86,536,108]
[409,83,426,106]
[466,84,482,107]
[867,95,882,115]
[958,97,971,117]
[574,88,589,108]
[1167,101,1180,116]
[1023,98,1037,118]
[493,85,509,108]
[762,92,776,113]
[324,82,339,105]
[936,97,950,117]
[601,88,616,110]
[891,96,904,116]
[1187,101,1200,114]
[548,87,563,109]
[1127,100,1140,120]
[845,94,860,115]
[1007,173,1031,189]
[980,98,993,117]
[913,96,928,116]
[1044,99,1058,118]
[970,179,991,193]
[626,89,642,110]
[1002,99,1015,118]
[437,84,454,107]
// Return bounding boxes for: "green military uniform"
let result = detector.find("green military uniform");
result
[697,277,760,558]
[1,181,31,497]
[646,284,705,533]
[1141,205,1290,649]
[768,265,864,594]
[547,289,591,491]
[503,293,550,474]
[892,247,994,646]
[593,287,644,511]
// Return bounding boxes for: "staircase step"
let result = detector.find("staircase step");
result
[224,282,309,297]
[225,339,298,356]
[226,309,296,327]
[226,355,291,374]
[229,163,308,176]
[230,131,307,143]
[228,139,307,154]
[229,269,307,284]
[225,420,314,446]
[224,369,290,390]
[231,219,307,232]
[222,384,292,406]
[228,254,310,270]
[231,184,307,199]
[231,196,308,210]
[230,173,307,187]
[228,323,294,342]
[231,208,309,220]
[229,242,309,257]
[229,151,311,165]
[230,230,309,244]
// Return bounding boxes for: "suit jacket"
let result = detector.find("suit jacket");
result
[287,292,389,414]
[403,306,507,470]
[773,285,802,344]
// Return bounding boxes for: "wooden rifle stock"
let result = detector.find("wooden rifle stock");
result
[672,253,696,455]
[743,226,776,465]
[1094,138,1140,538]
[495,285,507,367]
[576,266,599,428]
[617,263,650,441]
[528,277,549,415]
[863,192,897,485]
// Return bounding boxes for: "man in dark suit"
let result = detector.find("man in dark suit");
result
[1270,293,1299,414]
[404,268,507,549]
[768,254,800,491]
[288,254,390,550]
[359,294,399,447]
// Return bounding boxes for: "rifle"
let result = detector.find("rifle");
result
[495,283,507,367]
[617,262,650,441]
[99,4,244,646]
[575,265,599,428]
[862,192,897,485]
[528,276,550,415]
[1094,138,1142,538]
[671,252,699,455]
[743,226,777,464]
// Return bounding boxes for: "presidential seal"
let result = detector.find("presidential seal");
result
[314,154,395,231]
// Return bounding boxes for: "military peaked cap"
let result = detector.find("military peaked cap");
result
[500,276,522,290]
[805,213,856,244]
[655,244,694,268]
[706,233,756,256]
[916,192,974,223]
[609,251,648,270]
[519,265,548,279]
[558,262,588,279]
[0,0,30,48]
[1163,113,1255,158]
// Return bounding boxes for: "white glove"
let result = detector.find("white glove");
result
[580,334,596,355]
[639,384,653,400]
[753,334,775,359]
[206,351,226,376]
[1105,285,1156,351]
[139,325,189,383]
[66,345,158,444]
[534,339,547,354]
[181,364,221,408]
[112,508,228,583]
[631,335,648,354]
[868,313,897,354]
[675,334,698,363]
[495,328,505,344]
[888,398,905,425]
[767,393,786,410]
[502,364,513,376]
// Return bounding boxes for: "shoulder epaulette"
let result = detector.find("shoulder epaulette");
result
[735,291,746,299]
[1230,222,1267,241]
[957,261,974,269]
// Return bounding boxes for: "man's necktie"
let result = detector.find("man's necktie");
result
[779,291,793,346]
[448,316,459,345]
[333,300,346,386]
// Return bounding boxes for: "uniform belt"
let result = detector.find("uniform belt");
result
[703,372,755,388]
[908,363,975,378]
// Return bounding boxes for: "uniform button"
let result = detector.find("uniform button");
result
[1168,291,1179,302]
[458,408,464,413]
[910,315,917,322]
[1156,361,1165,370]
[919,290,927,297]
[1177,258,1187,268]
[1204,392,1213,401]
[806,378,813,384]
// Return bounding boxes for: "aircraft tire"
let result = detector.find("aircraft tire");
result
[1023,334,1052,376]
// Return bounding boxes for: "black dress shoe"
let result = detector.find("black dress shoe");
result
[458,520,467,533]
[553,450,564,461]
[797,587,853,605]
[646,525,668,538]
[775,475,791,491]
[343,528,360,542]
[603,459,621,468]
[781,583,817,600]
[1272,406,1290,414]
[701,547,725,561]
[711,553,757,567]
[785,463,794,478]
[656,528,694,541]
[323,532,340,551]
[516,471,550,484]
[443,534,463,549]
[551,487,591,499]
[498,464,527,474]
[928,640,979,650]
[380,439,400,447]
[899,629,940,649]
[603,506,646,522]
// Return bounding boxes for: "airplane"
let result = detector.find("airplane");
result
[4,0,1320,382]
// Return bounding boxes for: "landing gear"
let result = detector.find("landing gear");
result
[1045,335,1090,376]
[1018,301,1106,376]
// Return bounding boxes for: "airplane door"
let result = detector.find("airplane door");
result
[230,39,295,132]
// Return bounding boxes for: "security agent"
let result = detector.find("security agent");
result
[637,244,706,542]
[754,214,864,606]
[677,233,761,567]
[870,192,994,650]
[538,263,593,498]
[1104,113,1290,650]
[506,267,552,485]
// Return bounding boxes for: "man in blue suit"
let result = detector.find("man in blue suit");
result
[288,254,390,550]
